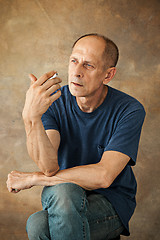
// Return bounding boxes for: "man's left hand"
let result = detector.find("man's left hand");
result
[6,171,39,193]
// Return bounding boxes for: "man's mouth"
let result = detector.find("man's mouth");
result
[72,82,83,87]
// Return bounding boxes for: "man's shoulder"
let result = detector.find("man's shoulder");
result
[108,86,145,112]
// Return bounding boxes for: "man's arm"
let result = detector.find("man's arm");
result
[24,121,60,176]
[22,71,61,176]
[34,130,130,190]
[7,150,130,192]
[45,150,130,190]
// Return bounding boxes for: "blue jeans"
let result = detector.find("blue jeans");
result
[26,183,124,240]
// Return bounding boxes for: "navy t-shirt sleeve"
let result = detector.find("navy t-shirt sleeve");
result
[104,106,146,165]
[41,106,59,132]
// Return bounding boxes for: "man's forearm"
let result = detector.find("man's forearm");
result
[24,118,59,176]
[31,151,129,190]
[7,165,106,193]
[21,71,62,176]
[33,163,108,190]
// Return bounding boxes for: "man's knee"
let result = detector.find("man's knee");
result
[41,183,87,215]
[26,210,50,240]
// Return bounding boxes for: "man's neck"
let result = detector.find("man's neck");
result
[76,85,108,113]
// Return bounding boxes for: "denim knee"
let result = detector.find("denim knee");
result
[41,183,90,239]
[41,183,88,215]
[26,210,50,240]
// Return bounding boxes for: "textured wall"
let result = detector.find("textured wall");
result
[0,0,159,239]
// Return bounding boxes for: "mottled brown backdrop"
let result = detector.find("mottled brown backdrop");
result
[0,0,159,239]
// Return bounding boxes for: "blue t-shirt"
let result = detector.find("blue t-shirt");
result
[42,85,145,235]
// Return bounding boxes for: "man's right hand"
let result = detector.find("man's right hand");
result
[22,71,62,122]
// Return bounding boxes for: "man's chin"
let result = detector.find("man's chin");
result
[68,85,84,97]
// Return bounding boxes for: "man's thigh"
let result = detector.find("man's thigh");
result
[27,186,124,240]
[86,192,124,239]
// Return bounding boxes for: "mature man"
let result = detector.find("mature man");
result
[7,33,145,239]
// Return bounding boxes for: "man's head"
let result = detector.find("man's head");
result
[72,33,119,69]
[68,33,118,98]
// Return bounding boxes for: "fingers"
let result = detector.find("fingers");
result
[7,184,13,193]
[42,77,62,90]
[50,90,61,105]
[43,90,61,107]
[30,71,62,95]
[45,83,61,97]
[24,71,62,118]
[34,71,62,105]
[6,173,13,192]
[6,179,13,193]
[6,171,20,193]
[11,189,20,193]
[29,71,59,87]
[34,71,58,86]
[29,74,37,85]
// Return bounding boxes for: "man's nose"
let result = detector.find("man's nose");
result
[74,64,84,78]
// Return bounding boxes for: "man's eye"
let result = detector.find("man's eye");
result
[71,59,76,63]
[85,63,94,68]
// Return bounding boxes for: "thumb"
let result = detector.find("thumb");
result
[29,73,37,84]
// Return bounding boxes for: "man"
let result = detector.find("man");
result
[7,33,145,240]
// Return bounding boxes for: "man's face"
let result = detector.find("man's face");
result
[68,36,108,98]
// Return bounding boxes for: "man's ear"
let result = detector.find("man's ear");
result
[103,67,116,85]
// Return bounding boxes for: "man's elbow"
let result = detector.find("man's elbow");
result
[100,180,111,189]
[43,166,59,177]
[99,171,113,189]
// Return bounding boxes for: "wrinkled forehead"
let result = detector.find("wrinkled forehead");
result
[71,36,106,62]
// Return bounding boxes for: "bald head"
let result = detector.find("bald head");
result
[72,33,119,69]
